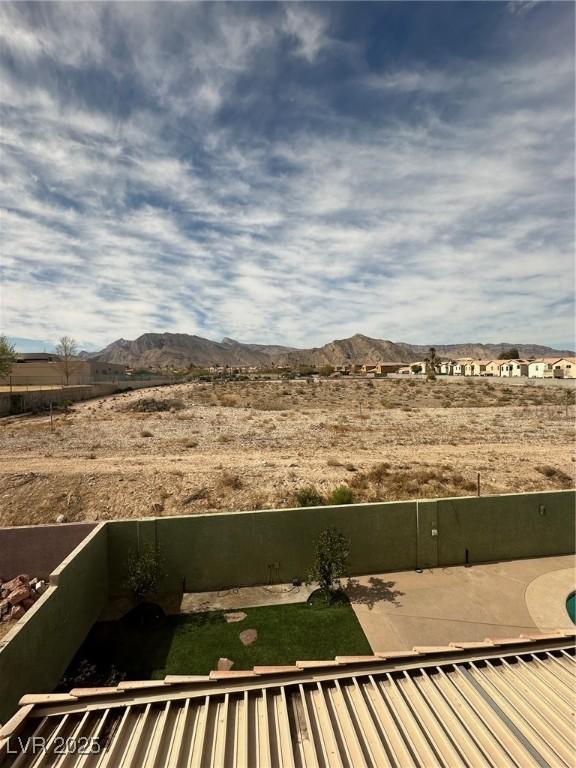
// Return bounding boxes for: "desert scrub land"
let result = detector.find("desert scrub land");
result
[0,378,574,526]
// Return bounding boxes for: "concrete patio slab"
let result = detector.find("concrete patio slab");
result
[525,566,575,630]
[345,554,575,652]
[180,582,314,613]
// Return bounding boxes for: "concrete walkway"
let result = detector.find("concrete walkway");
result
[180,582,314,613]
[345,554,575,652]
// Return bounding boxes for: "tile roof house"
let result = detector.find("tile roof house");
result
[500,360,529,377]
[484,360,505,377]
[528,359,559,378]
[1,632,573,767]
[464,360,492,376]
[552,358,576,378]
[452,359,472,375]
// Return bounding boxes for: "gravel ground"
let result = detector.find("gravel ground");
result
[0,379,573,526]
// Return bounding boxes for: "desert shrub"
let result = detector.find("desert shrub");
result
[219,471,242,490]
[127,397,184,413]
[140,429,153,438]
[536,465,557,478]
[328,485,354,505]
[367,463,391,483]
[327,458,341,467]
[181,487,209,503]
[295,486,324,507]
[451,474,477,492]
[344,463,357,472]
[536,465,573,486]
[216,434,231,443]
[218,395,239,407]
[183,439,198,448]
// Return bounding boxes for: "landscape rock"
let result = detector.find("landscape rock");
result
[8,586,30,605]
[217,657,234,671]
[0,574,44,621]
[9,605,25,620]
[2,575,30,594]
[239,628,258,646]
[224,611,247,624]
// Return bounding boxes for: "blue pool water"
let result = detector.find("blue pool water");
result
[567,592,576,624]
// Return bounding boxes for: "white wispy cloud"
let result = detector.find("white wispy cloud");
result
[0,2,573,350]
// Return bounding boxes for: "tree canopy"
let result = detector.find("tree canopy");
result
[498,348,520,359]
[0,335,16,378]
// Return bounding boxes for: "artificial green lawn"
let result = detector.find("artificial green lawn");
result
[63,594,372,683]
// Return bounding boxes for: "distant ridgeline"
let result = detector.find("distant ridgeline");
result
[86,332,574,370]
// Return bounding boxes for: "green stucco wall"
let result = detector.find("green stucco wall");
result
[0,524,108,721]
[433,490,576,566]
[106,490,575,594]
[107,500,418,593]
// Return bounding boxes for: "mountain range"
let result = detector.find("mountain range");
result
[86,333,574,369]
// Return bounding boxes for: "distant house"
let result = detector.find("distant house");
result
[552,358,576,378]
[334,364,352,374]
[398,366,412,375]
[361,363,377,374]
[465,360,492,376]
[485,360,505,377]
[501,360,529,377]
[511,360,530,377]
[528,359,557,378]
[439,360,457,375]
[373,361,406,376]
[453,359,472,376]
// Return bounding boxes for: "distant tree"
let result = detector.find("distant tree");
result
[55,336,81,385]
[298,365,317,376]
[0,335,16,379]
[308,527,350,602]
[319,365,334,377]
[410,364,422,374]
[498,348,520,360]
[424,347,438,381]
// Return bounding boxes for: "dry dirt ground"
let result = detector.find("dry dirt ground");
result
[0,378,574,526]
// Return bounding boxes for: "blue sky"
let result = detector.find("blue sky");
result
[1,1,574,351]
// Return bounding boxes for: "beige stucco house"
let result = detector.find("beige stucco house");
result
[452,359,472,375]
[464,360,492,376]
[439,360,456,375]
[528,359,558,378]
[484,360,505,376]
[373,362,407,375]
[501,360,529,377]
[552,358,576,378]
